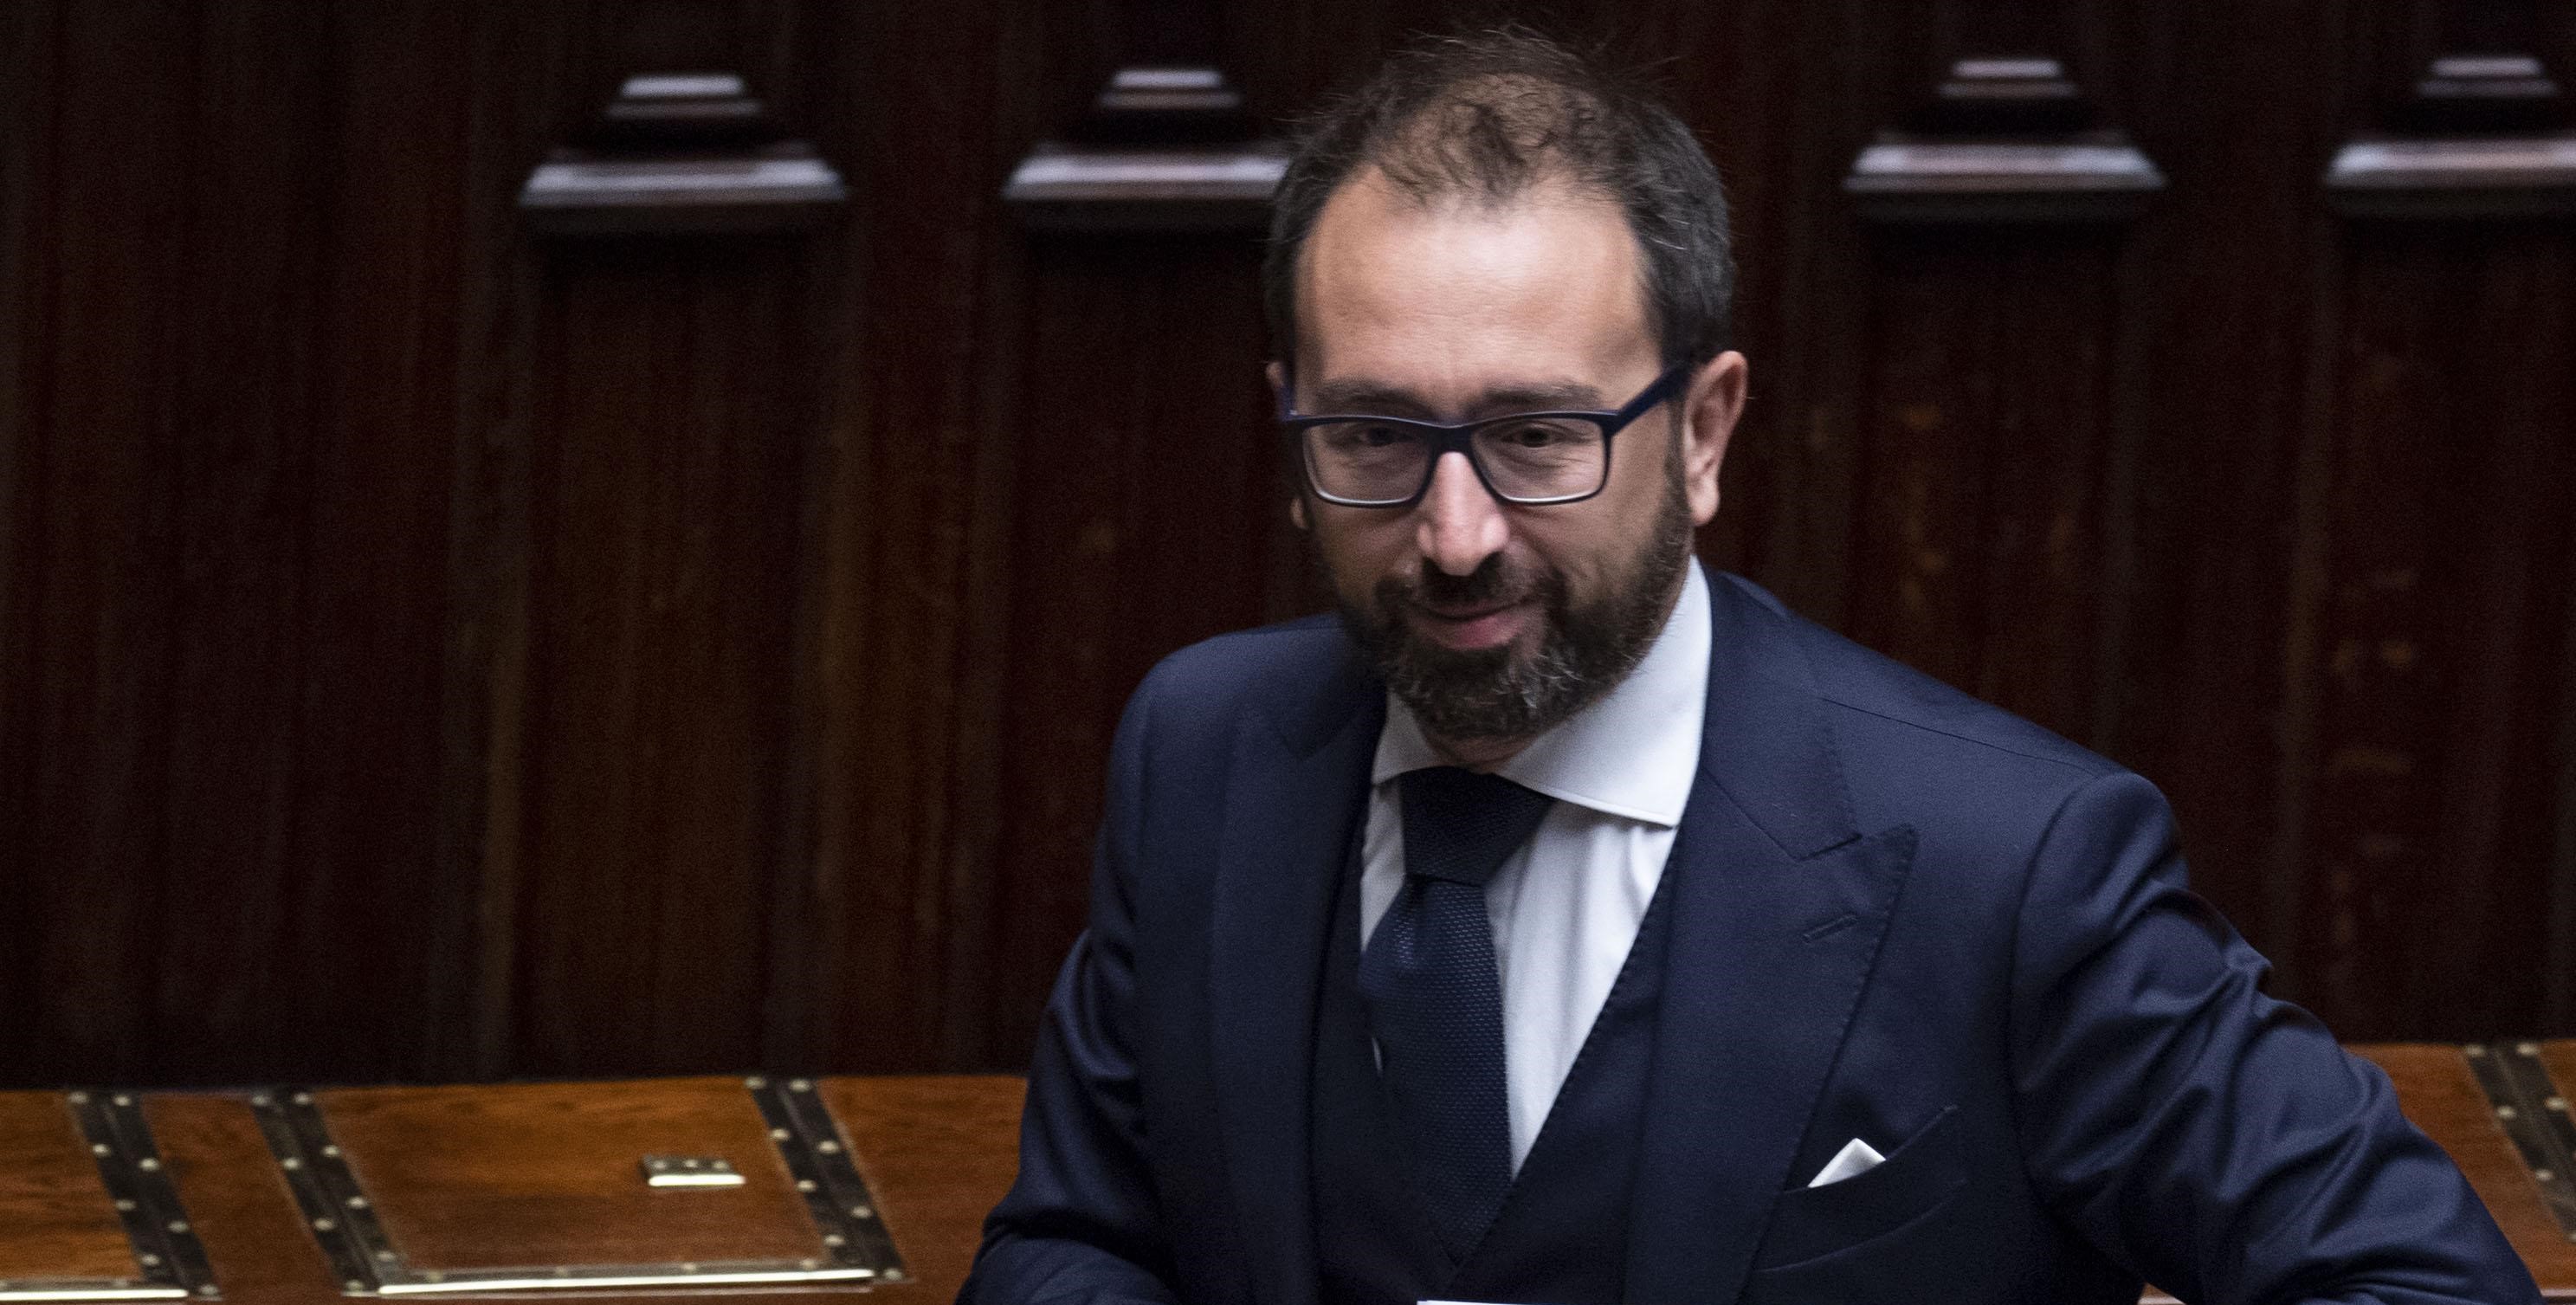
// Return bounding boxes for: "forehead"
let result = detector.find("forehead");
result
[1293,169,1653,391]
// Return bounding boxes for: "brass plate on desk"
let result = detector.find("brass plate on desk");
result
[251,1077,902,1296]
[0,1091,217,1302]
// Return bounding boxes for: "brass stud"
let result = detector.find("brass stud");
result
[249,1094,273,1108]
[167,1221,189,1235]
[344,1280,366,1293]
[770,1127,791,1140]
[823,1234,846,1248]
[799,1259,819,1271]
[314,1218,337,1232]
[117,1199,138,1211]
[817,1140,841,1153]
[850,1205,872,1218]
[113,1094,134,1108]
[2498,1105,2520,1120]
[69,1091,91,1105]
[292,1092,313,1106]
[321,1145,342,1158]
[141,1255,164,1268]
[745,1076,768,1089]
[884,1269,907,1282]
[797,1179,817,1192]
[197,1286,220,1298]
[790,1078,812,1093]
[347,1196,369,1210]
[93,1142,113,1155]
[2518,1041,2541,1056]
[282,1157,304,1171]
[139,1158,162,1171]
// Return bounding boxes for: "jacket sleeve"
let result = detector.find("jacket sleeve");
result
[960,678,1184,1305]
[2008,771,2538,1305]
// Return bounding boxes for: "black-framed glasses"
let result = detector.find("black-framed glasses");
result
[1279,362,1690,507]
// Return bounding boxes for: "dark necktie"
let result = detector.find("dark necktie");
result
[1359,765,1555,1263]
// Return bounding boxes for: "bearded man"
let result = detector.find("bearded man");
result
[962,27,2531,1305]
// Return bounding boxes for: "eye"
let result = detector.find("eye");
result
[1319,422,1419,451]
[1482,418,1594,449]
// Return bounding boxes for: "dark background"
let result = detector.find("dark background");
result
[3,0,2572,1088]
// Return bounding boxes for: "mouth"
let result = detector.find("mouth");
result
[1406,597,1534,651]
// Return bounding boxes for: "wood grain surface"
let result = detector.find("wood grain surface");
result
[320,1078,828,1270]
[2349,1043,2576,1297]
[123,1076,1021,1305]
[0,1092,136,1281]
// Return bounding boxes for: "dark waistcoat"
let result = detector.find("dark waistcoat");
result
[1311,843,1677,1305]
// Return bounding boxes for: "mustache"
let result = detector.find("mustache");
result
[1379,554,1546,611]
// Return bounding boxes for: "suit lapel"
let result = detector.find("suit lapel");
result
[1208,659,1381,1305]
[1624,576,1919,1305]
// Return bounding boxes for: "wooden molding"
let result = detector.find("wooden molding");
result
[518,73,849,236]
[1845,58,2165,224]
[1004,67,1284,232]
[2327,55,2576,218]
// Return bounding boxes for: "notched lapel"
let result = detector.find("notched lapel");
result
[1207,675,1380,1305]
[1625,800,1918,1305]
[1624,572,1921,1305]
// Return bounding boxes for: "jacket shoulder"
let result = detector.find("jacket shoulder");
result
[1711,573,2130,845]
[1720,574,2114,778]
[1123,613,1364,749]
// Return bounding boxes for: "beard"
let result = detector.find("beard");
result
[1333,458,1695,746]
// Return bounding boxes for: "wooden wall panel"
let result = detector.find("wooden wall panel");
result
[3,0,2573,1089]
[503,243,816,1075]
[2296,229,2576,1039]
[1846,235,2121,745]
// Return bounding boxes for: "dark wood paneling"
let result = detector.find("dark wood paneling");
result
[1846,233,2121,745]
[3,0,2573,1089]
[2297,228,2576,1040]
[504,242,816,1075]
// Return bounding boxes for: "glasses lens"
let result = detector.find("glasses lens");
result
[1304,422,1430,503]
[1473,418,1605,501]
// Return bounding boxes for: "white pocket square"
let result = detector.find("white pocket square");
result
[1806,1136,1886,1187]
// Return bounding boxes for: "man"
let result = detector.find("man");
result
[965,28,2534,1305]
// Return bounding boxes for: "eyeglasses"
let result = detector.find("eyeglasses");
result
[1279,363,1690,508]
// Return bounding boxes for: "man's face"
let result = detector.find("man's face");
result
[1282,170,1742,748]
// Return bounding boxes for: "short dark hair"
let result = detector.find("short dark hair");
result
[1263,25,1735,373]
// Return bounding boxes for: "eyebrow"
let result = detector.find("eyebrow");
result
[1299,377,1611,418]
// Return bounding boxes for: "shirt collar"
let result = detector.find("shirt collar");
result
[1371,558,1713,827]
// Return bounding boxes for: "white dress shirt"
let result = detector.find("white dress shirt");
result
[1362,559,1713,1171]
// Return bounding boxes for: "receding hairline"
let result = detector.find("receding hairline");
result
[1285,164,1654,370]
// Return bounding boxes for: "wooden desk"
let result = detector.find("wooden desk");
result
[0,1050,2568,1302]
[0,1076,1022,1305]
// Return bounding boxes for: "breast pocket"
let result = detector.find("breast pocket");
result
[1749,1105,1964,1273]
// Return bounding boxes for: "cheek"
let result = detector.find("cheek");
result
[1309,514,1415,598]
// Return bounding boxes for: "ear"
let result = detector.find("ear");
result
[1679,351,1748,527]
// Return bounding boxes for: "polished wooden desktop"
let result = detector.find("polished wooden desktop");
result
[0,1049,2566,1303]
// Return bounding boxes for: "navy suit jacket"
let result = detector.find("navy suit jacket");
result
[965,572,2534,1305]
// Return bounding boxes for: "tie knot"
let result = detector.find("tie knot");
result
[1398,766,1555,888]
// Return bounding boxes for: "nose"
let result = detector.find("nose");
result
[1413,450,1509,577]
